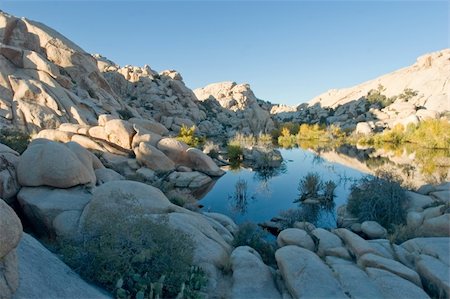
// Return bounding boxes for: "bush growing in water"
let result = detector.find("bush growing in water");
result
[0,128,30,154]
[58,199,206,298]
[347,172,407,229]
[232,222,276,266]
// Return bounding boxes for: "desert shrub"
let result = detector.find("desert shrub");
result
[232,222,276,266]
[227,144,243,163]
[347,172,407,229]
[0,128,30,154]
[407,119,450,149]
[58,201,206,298]
[298,172,322,200]
[117,108,133,120]
[358,119,450,149]
[177,125,201,148]
[257,133,273,148]
[298,124,326,140]
[365,84,394,108]
[228,132,256,149]
[277,127,296,148]
[398,88,418,101]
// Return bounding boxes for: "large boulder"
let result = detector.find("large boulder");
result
[365,268,430,299]
[17,186,91,238]
[0,199,22,299]
[275,245,347,298]
[167,171,212,189]
[0,199,22,258]
[186,148,224,176]
[134,142,175,172]
[103,119,135,149]
[418,214,450,237]
[326,257,384,299]
[0,144,20,202]
[17,140,97,188]
[357,253,422,287]
[156,138,189,165]
[13,233,110,299]
[277,228,315,251]
[334,228,379,258]
[230,246,281,299]
[310,228,343,257]
[361,221,387,239]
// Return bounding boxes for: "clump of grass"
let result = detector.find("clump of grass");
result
[0,127,31,154]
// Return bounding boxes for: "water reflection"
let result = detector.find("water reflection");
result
[228,178,253,214]
[200,144,448,227]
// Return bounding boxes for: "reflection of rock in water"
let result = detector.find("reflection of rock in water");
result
[192,178,218,200]
[229,178,250,214]
[314,144,450,188]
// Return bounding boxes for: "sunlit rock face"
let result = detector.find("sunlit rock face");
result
[272,49,450,131]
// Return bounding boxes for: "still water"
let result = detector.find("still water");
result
[200,148,366,228]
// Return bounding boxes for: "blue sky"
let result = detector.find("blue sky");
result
[1,1,448,105]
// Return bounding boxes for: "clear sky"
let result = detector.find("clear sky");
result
[1,1,448,105]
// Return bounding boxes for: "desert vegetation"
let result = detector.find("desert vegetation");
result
[347,171,407,229]
[358,119,450,149]
[0,127,31,154]
[58,194,207,299]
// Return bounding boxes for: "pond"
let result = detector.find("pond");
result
[199,143,449,228]
[199,148,366,228]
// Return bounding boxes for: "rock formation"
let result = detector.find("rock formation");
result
[272,49,450,132]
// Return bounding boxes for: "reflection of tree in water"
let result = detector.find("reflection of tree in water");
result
[253,162,287,183]
[229,178,252,215]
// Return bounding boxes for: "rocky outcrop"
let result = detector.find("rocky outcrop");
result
[269,226,448,299]
[0,144,20,203]
[272,49,450,132]
[0,199,22,299]
[194,82,275,137]
[13,233,110,299]
[230,246,281,299]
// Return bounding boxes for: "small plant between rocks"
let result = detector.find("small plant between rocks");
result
[0,127,31,154]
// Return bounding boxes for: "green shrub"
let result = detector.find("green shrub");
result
[227,144,243,163]
[58,204,206,298]
[398,88,418,101]
[347,172,407,229]
[177,125,201,148]
[232,222,276,266]
[365,84,395,108]
[298,172,321,200]
[278,205,321,229]
[0,128,30,154]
